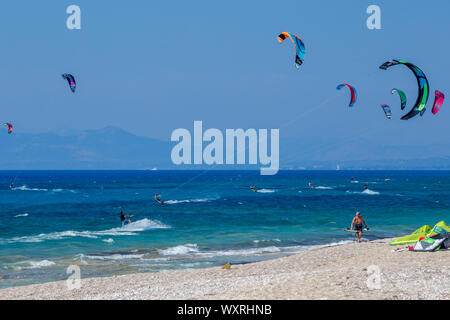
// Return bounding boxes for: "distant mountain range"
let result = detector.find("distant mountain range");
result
[1,126,450,170]
[0,127,170,170]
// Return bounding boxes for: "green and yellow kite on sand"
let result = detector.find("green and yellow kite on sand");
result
[390,221,449,246]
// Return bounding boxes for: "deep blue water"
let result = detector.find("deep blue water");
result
[0,170,449,288]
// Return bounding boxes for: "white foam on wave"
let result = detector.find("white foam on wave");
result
[165,198,211,204]
[13,185,48,192]
[201,246,281,257]
[103,238,114,243]
[362,189,380,195]
[14,213,29,218]
[315,186,333,190]
[51,189,76,193]
[256,189,276,193]
[1,219,170,244]
[346,189,380,195]
[158,244,199,256]
[85,253,144,261]
[28,260,56,269]
[10,259,56,271]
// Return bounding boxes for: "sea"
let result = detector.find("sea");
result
[0,170,448,289]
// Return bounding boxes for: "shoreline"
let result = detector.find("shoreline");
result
[0,238,448,300]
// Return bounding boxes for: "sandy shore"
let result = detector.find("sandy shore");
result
[1,238,448,300]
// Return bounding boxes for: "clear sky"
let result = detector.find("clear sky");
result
[0,0,449,148]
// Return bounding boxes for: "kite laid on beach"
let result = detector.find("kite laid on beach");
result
[277,32,305,69]
[62,73,76,93]
[432,90,445,115]
[391,88,407,110]
[379,59,429,120]
[381,104,392,119]
[336,83,357,107]
[4,122,13,134]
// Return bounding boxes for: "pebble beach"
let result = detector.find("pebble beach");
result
[1,238,448,300]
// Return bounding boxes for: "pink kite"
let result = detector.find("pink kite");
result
[432,90,445,115]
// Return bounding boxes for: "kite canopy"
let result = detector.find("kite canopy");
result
[277,32,305,69]
[410,237,446,252]
[380,59,429,120]
[4,122,13,134]
[381,104,391,119]
[336,83,357,107]
[390,221,449,246]
[62,73,76,93]
[432,90,445,115]
[391,88,407,110]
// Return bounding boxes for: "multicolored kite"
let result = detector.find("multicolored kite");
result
[4,122,13,134]
[62,73,76,93]
[432,90,445,115]
[391,88,407,110]
[381,105,392,119]
[380,60,429,120]
[336,83,357,107]
[277,32,305,69]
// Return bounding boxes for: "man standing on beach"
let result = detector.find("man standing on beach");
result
[350,212,369,243]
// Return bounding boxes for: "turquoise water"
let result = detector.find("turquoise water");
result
[0,170,448,288]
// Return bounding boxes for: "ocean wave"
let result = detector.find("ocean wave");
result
[0,219,170,244]
[27,260,56,269]
[9,259,56,271]
[346,189,380,195]
[256,189,276,193]
[51,189,76,193]
[165,198,211,204]
[103,238,114,243]
[158,244,199,256]
[362,189,380,195]
[315,186,333,190]
[205,246,281,257]
[85,253,144,261]
[12,185,48,192]
[14,213,29,218]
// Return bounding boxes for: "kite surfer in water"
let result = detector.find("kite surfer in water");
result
[308,182,315,189]
[120,210,132,226]
[155,194,164,205]
[9,182,14,190]
[350,212,369,243]
[250,185,257,192]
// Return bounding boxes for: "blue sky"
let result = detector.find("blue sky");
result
[0,0,449,148]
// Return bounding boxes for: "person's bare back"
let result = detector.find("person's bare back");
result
[350,212,368,243]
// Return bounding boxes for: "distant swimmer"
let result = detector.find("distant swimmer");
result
[350,212,369,243]
[120,210,132,226]
[350,177,354,182]
[155,194,164,205]
[363,183,368,190]
[250,185,257,192]
[308,182,315,189]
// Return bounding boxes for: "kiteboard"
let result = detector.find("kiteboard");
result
[344,228,369,232]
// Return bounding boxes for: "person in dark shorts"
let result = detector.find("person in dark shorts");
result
[350,212,369,243]
[120,210,131,226]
